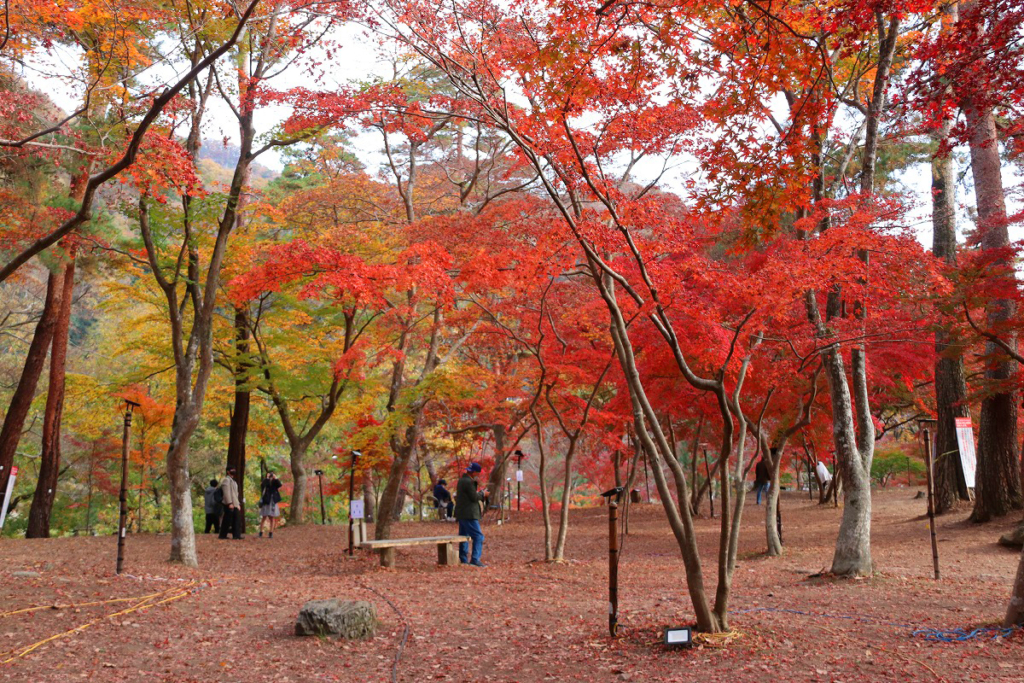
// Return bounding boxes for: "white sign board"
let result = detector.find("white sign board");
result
[0,466,18,529]
[516,470,524,482]
[350,499,365,520]
[954,417,977,489]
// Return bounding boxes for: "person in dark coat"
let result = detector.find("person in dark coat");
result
[203,479,221,534]
[259,472,283,538]
[454,463,487,566]
[754,458,770,505]
[433,479,454,520]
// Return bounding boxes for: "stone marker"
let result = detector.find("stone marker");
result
[295,599,377,639]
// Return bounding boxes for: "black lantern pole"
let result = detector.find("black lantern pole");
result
[515,449,525,512]
[116,399,140,575]
[348,450,361,556]
[314,469,326,525]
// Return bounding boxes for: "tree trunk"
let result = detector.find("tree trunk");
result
[392,486,407,521]
[288,442,309,524]
[167,408,200,566]
[226,307,251,533]
[485,424,508,508]
[828,347,874,576]
[0,271,60,496]
[966,101,1023,521]
[376,441,414,540]
[552,435,580,561]
[26,257,75,538]
[807,286,874,575]
[534,418,554,560]
[765,448,783,557]
[1006,545,1024,626]
[362,473,375,523]
[604,294,722,632]
[931,0,971,516]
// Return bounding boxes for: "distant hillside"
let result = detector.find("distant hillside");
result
[198,141,277,182]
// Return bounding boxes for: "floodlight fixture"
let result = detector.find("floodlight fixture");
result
[663,626,693,647]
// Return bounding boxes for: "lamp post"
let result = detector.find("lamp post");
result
[116,399,140,575]
[514,449,525,512]
[314,469,326,525]
[600,486,624,637]
[348,450,361,556]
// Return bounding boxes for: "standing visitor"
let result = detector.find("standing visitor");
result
[218,466,243,540]
[203,479,221,534]
[754,458,770,505]
[454,463,487,567]
[816,461,833,489]
[259,471,283,538]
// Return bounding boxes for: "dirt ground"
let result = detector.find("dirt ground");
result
[1,488,1022,682]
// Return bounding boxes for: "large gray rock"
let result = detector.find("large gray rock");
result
[295,599,377,639]
[999,521,1024,549]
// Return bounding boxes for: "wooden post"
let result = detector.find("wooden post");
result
[116,401,139,575]
[438,542,456,566]
[348,450,359,555]
[609,496,620,637]
[923,426,941,580]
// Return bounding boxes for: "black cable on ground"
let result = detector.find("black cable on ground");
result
[359,582,409,683]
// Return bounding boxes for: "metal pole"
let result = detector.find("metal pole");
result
[609,496,619,637]
[517,451,522,512]
[348,451,358,556]
[116,401,138,575]
[924,427,941,580]
[318,471,326,525]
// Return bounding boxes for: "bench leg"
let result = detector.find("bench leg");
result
[438,542,456,566]
[380,547,396,568]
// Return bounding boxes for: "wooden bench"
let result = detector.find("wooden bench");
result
[360,535,471,568]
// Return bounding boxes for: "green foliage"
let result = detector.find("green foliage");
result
[871,447,925,488]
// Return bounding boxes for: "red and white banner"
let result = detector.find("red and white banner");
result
[0,465,18,529]
[953,417,977,489]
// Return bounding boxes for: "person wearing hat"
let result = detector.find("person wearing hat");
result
[454,463,487,566]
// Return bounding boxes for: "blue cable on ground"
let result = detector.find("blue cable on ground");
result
[911,626,1018,642]
[731,606,1020,643]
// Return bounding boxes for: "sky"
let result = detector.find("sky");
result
[14,18,1023,250]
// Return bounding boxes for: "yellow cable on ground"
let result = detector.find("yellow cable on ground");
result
[0,592,168,619]
[1,582,199,665]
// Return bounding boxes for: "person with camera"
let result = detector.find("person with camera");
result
[454,463,487,567]
[259,471,284,539]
